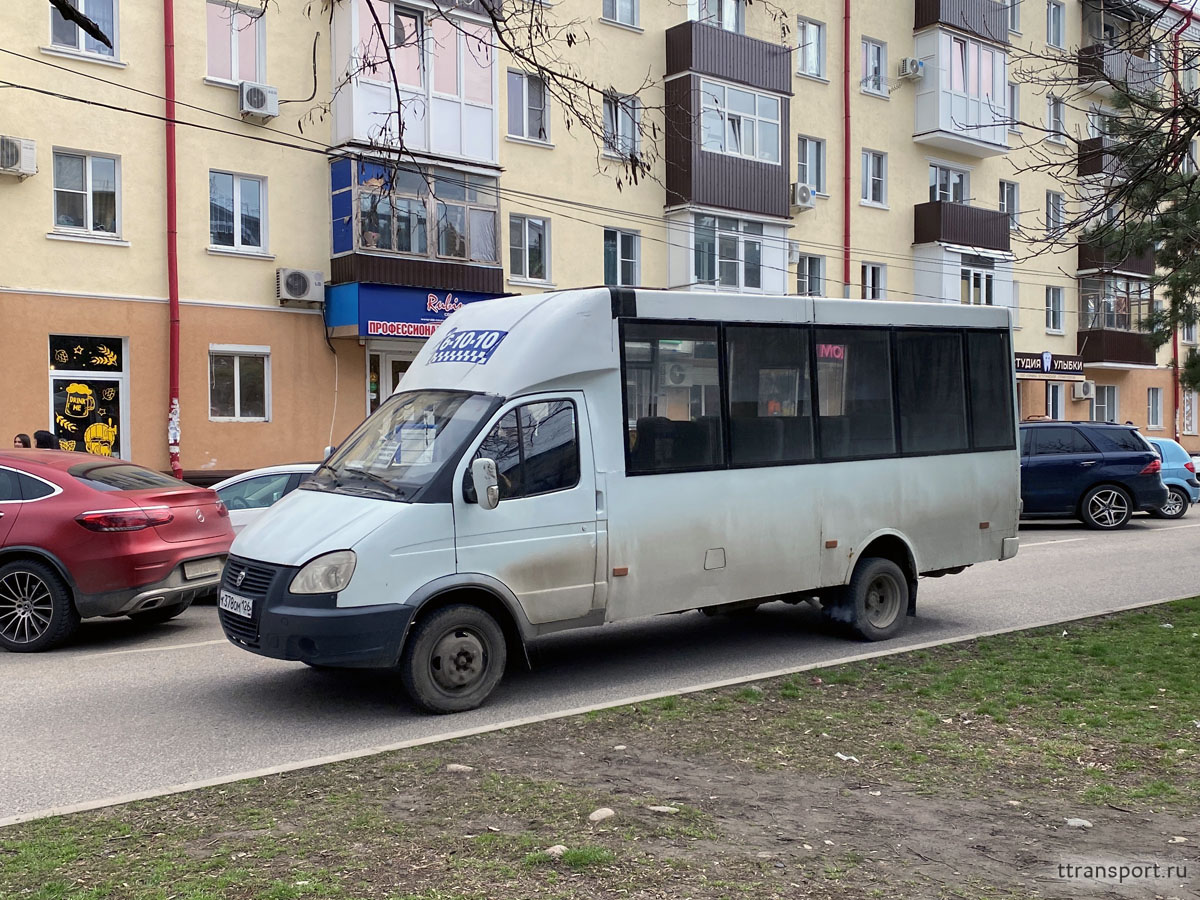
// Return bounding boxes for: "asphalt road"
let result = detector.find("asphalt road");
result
[4,517,1199,824]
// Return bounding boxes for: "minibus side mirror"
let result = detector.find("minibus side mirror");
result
[472,458,500,510]
[323,445,334,461]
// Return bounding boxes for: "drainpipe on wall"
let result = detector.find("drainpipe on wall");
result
[1170,8,1194,443]
[164,0,182,478]
[842,0,851,298]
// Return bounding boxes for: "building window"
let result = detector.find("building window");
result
[209,172,265,251]
[861,150,887,205]
[209,347,269,421]
[206,1,264,83]
[797,255,824,296]
[1183,389,1197,434]
[797,18,826,78]
[797,136,826,192]
[861,263,885,299]
[1184,320,1198,343]
[603,94,640,156]
[1008,0,1021,32]
[1147,387,1163,428]
[53,151,118,235]
[700,80,781,164]
[507,71,547,141]
[1000,180,1019,227]
[694,216,764,291]
[961,266,995,305]
[1045,285,1064,331]
[51,0,116,57]
[1008,82,1020,130]
[1047,96,1066,141]
[602,0,638,27]
[1080,277,1153,331]
[1046,191,1065,235]
[510,214,550,281]
[1092,384,1117,423]
[697,0,744,34]
[861,38,887,96]
[48,335,127,457]
[356,165,498,263]
[1047,1,1065,49]
[604,228,639,286]
[929,164,968,203]
[1047,382,1065,419]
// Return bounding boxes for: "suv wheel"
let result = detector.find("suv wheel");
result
[0,560,80,652]
[1151,486,1190,520]
[1080,485,1132,530]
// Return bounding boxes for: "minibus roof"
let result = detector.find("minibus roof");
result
[399,288,1013,399]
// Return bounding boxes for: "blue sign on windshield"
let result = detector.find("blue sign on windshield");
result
[428,329,508,365]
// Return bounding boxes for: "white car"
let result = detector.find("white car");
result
[211,464,316,533]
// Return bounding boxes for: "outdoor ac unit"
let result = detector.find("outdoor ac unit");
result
[790,182,816,210]
[276,267,325,307]
[0,136,37,177]
[1073,380,1097,400]
[898,57,925,80]
[787,239,802,265]
[239,81,279,119]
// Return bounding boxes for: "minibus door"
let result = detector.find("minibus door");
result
[454,393,598,625]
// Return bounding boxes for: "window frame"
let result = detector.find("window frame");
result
[205,0,266,84]
[797,255,824,297]
[1047,382,1065,420]
[861,37,888,97]
[797,17,826,78]
[1008,0,1021,33]
[861,263,885,300]
[50,0,119,59]
[208,344,271,422]
[601,0,639,28]
[861,149,887,206]
[1045,285,1065,332]
[507,69,549,142]
[696,0,745,35]
[1046,95,1066,142]
[1047,0,1065,49]
[929,163,969,204]
[1000,180,1019,227]
[603,227,640,287]
[51,149,121,238]
[208,170,268,253]
[509,213,551,283]
[1147,387,1163,428]
[603,93,640,157]
[692,215,766,293]
[1092,384,1117,423]
[1046,190,1066,236]
[1008,81,1021,131]
[797,135,826,193]
[699,79,782,165]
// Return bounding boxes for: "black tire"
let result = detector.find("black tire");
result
[127,598,192,625]
[1080,485,1133,530]
[400,604,507,714]
[0,559,79,653]
[842,557,908,642]
[1150,486,1190,520]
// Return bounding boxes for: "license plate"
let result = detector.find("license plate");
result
[184,557,222,580]
[219,590,253,619]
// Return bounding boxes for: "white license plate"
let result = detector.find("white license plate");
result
[184,557,223,580]
[219,590,254,618]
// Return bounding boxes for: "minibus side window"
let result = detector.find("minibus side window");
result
[725,325,815,465]
[895,330,968,454]
[814,328,895,459]
[465,401,579,501]
[474,411,523,499]
[966,330,1016,450]
[623,322,724,474]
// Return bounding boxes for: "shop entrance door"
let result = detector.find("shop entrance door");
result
[368,351,414,414]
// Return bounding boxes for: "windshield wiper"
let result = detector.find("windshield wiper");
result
[343,468,408,500]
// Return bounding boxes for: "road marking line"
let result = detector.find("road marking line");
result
[1020,538,1086,547]
[1154,523,1200,532]
[85,639,229,659]
[2,591,1196,830]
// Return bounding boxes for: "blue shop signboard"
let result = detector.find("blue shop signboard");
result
[326,283,499,338]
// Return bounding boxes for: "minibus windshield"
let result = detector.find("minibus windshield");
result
[306,390,497,501]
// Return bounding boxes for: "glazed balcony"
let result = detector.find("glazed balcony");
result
[1078,44,1158,94]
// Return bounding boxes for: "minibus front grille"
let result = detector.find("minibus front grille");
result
[219,608,260,647]
[221,556,279,597]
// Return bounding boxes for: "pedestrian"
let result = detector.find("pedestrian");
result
[13,433,31,448]
[33,430,55,449]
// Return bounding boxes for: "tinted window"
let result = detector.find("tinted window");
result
[1032,427,1095,455]
[467,401,579,501]
[967,331,1016,450]
[217,473,293,511]
[725,326,814,465]
[815,328,895,459]
[1021,427,1033,456]
[1103,428,1151,453]
[0,470,20,502]
[18,474,56,500]
[896,330,968,454]
[70,462,188,492]
[624,323,723,473]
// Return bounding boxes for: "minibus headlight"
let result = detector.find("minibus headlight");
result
[290,550,357,594]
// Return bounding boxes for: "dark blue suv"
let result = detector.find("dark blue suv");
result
[1020,422,1167,530]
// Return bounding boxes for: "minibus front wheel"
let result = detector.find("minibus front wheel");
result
[400,604,508,714]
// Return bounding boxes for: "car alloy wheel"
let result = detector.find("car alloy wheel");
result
[0,570,54,646]
[1086,488,1130,529]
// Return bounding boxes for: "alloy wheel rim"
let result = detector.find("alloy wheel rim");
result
[864,574,902,629]
[1089,489,1129,528]
[1162,491,1184,517]
[0,571,54,645]
[430,627,488,692]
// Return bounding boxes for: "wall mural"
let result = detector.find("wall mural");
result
[49,335,124,457]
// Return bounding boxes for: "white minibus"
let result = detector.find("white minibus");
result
[219,288,1020,713]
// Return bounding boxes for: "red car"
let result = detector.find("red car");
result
[0,450,233,652]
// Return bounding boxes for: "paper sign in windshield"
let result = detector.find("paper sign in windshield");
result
[428,329,508,365]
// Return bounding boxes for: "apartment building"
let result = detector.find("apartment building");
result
[1,0,1196,478]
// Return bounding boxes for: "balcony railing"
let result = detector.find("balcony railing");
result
[914,0,1008,45]
[913,201,1010,252]
[1077,136,1127,179]
[1076,326,1157,366]
[1077,237,1155,276]
[665,20,791,94]
[1078,44,1159,93]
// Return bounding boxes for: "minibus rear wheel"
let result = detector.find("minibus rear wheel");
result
[400,604,507,714]
[843,557,908,642]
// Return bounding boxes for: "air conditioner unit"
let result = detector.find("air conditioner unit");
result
[276,268,325,307]
[898,57,925,79]
[790,182,816,210]
[1073,380,1096,400]
[239,81,279,119]
[0,136,37,178]
[787,239,802,265]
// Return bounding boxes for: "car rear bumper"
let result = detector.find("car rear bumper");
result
[76,555,227,618]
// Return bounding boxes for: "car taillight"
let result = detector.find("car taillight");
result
[214,500,229,518]
[75,506,174,532]
[1139,459,1161,475]
[1187,461,1196,474]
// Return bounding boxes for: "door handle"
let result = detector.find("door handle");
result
[1079,460,1097,466]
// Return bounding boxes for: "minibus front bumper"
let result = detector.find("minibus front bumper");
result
[217,556,414,668]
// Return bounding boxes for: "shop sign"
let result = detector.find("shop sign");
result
[1014,351,1085,382]
[352,285,499,339]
